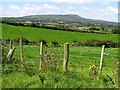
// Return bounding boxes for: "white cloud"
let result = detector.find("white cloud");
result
[49,0,119,4]
[9,5,21,10]
[43,4,58,10]
[2,3,59,17]
[0,3,4,16]
[107,6,118,14]
[63,6,118,22]
[1,2,118,22]
[79,6,118,22]
[64,6,80,14]
[1,0,119,4]
[50,0,93,4]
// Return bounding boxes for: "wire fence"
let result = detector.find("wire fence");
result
[3,40,118,73]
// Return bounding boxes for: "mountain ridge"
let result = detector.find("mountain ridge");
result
[2,14,117,25]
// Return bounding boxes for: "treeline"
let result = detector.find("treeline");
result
[4,38,119,48]
[2,20,119,34]
[71,40,119,48]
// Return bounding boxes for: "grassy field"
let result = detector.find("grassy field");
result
[2,24,119,88]
[2,24,118,43]
[2,44,118,88]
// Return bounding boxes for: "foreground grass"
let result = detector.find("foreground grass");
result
[2,45,118,88]
[2,70,117,88]
[2,24,118,43]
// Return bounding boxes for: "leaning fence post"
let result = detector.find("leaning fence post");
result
[20,38,23,66]
[63,43,69,73]
[39,41,43,70]
[99,45,105,79]
[7,39,12,62]
[7,39,16,62]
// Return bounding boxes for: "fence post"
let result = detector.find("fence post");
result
[20,38,23,66]
[39,41,43,70]
[7,39,16,62]
[99,45,105,79]
[7,39,12,62]
[10,39,12,49]
[63,43,69,73]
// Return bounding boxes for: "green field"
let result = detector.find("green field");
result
[2,45,118,88]
[2,24,119,88]
[2,24,118,43]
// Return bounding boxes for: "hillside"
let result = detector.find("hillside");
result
[2,24,118,43]
[2,14,117,25]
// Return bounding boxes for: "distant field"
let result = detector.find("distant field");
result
[2,24,118,43]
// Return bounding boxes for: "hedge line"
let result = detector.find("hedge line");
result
[4,38,119,48]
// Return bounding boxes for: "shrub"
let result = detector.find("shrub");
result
[71,40,81,46]
[14,38,30,45]
[84,39,118,48]
[29,41,37,45]
[5,38,11,44]
[39,40,48,46]
[51,41,59,46]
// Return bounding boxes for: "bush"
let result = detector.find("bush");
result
[84,39,118,48]
[5,39,10,44]
[112,28,120,34]
[39,40,48,46]
[71,40,81,46]
[14,38,30,45]
[51,41,59,46]
[29,41,37,45]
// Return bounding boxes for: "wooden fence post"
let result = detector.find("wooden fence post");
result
[99,45,105,79]
[39,41,43,70]
[7,39,16,62]
[7,39,12,62]
[10,39,12,49]
[63,43,69,73]
[20,38,23,66]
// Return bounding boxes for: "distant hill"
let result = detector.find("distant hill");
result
[1,14,117,25]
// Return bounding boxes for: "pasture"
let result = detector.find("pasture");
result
[2,24,118,43]
[1,24,119,88]
[2,44,118,88]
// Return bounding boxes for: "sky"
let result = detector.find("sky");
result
[0,0,119,22]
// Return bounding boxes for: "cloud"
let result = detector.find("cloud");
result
[9,5,21,10]
[64,6,117,22]
[49,0,119,4]
[1,0,119,4]
[64,6,80,14]
[0,3,4,16]
[107,6,118,14]
[80,6,118,22]
[1,2,118,22]
[2,3,59,17]
[50,0,93,4]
